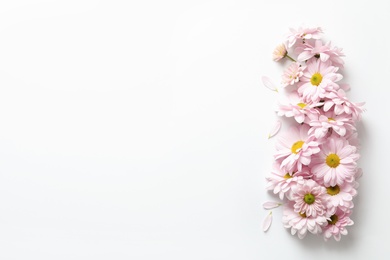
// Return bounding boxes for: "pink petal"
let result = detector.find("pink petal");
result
[262,201,282,209]
[263,212,273,232]
[297,51,313,61]
[262,76,278,92]
[268,120,282,139]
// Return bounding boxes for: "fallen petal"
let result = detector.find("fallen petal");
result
[268,120,282,139]
[262,76,278,92]
[262,201,282,209]
[263,212,273,232]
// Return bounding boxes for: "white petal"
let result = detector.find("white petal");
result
[268,120,282,139]
[263,212,273,232]
[262,76,278,92]
[262,201,282,209]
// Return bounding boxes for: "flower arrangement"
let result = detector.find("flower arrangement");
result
[262,26,365,241]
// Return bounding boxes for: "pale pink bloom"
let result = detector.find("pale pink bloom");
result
[273,43,287,61]
[282,202,328,239]
[286,26,323,48]
[308,112,356,139]
[322,182,357,211]
[277,93,321,124]
[290,179,327,217]
[298,59,343,102]
[323,89,365,121]
[274,125,320,172]
[311,137,359,187]
[266,163,312,200]
[282,62,305,86]
[297,40,345,67]
[323,208,354,241]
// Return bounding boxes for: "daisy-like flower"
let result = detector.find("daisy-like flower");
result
[282,62,304,86]
[283,202,328,239]
[297,40,345,67]
[321,182,357,211]
[290,179,327,217]
[323,89,365,121]
[277,92,321,124]
[274,124,320,172]
[286,26,323,48]
[298,59,343,102]
[273,43,288,61]
[311,137,360,187]
[308,111,356,139]
[323,207,354,241]
[266,163,312,200]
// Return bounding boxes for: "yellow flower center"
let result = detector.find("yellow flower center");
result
[328,117,335,122]
[299,212,307,218]
[297,103,307,109]
[326,185,340,196]
[328,214,339,225]
[326,153,340,168]
[284,173,293,179]
[310,72,323,86]
[304,193,315,205]
[291,141,304,154]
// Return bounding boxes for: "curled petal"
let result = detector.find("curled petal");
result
[263,201,282,209]
[268,120,282,139]
[262,76,278,92]
[263,212,273,232]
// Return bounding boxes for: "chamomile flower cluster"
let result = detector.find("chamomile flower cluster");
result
[264,26,365,241]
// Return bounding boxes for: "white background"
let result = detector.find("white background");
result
[0,0,389,259]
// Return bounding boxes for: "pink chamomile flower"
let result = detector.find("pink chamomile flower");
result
[290,179,327,217]
[298,59,343,102]
[282,202,328,239]
[324,89,365,121]
[282,62,305,87]
[323,207,354,241]
[311,137,360,187]
[273,43,288,61]
[286,26,323,48]
[308,112,356,139]
[277,92,321,124]
[297,40,345,67]
[266,163,312,200]
[274,124,320,172]
[322,182,357,211]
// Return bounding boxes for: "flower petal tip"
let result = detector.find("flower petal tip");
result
[263,212,273,232]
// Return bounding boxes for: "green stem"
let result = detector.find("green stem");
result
[285,54,296,62]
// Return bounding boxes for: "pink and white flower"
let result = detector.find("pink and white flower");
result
[266,163,312,200]
[282,62,304,86]
[286,26,323,48]
[297,40,345,67]
[323,208,354,241]
[323,89,365,121]
[277,92,321,124]
[308,112,356,139]
[274,124,320,172]
[283,202,328,239]
[298,59,343,102]
[273,43,288,61]
[311,137,359,187]
[322,182,357,211]
[290,179,327,217]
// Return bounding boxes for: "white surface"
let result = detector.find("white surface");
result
[0,0,388,259]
